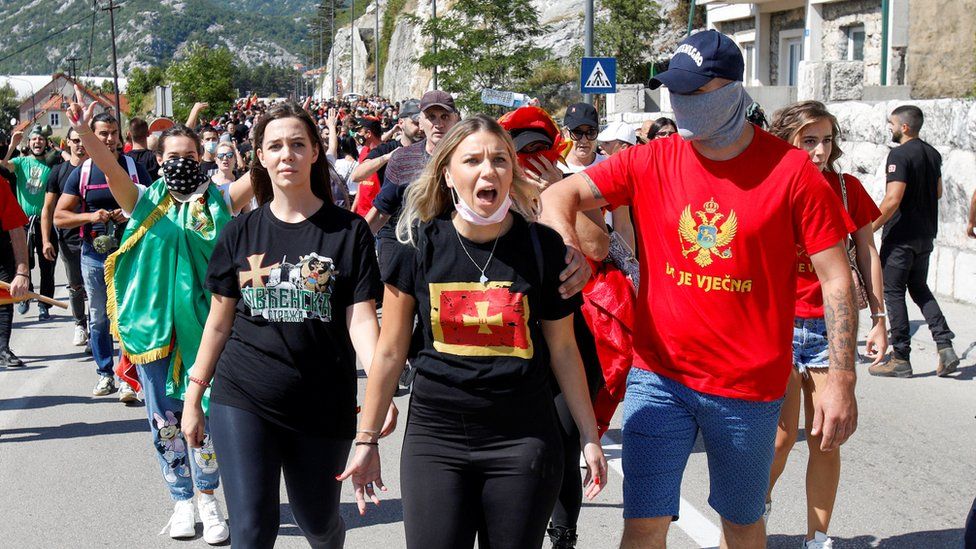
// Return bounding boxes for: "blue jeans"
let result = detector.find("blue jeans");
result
[80,242,114,377]
[138,356,220,501]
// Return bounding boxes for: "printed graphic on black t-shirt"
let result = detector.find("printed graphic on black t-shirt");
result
[238,251,338,322]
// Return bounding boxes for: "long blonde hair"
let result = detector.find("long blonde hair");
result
[769,100,844,174]
[396,114,541,246]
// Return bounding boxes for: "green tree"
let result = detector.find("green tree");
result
[233,64,301,97]
[126,66,166,117]
[166,43,236,122]
[412,0,549,113]
[0,84,18,132]
[595,0,665,84]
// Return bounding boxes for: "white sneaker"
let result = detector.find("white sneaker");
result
[92,376,115,396]
[72,325,88,346]
[804,531,833,549]
[118,381,138,403]
[197,493,230,545]
[161,499,196,539]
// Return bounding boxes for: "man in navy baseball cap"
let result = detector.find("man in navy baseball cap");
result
[650,29,744,94]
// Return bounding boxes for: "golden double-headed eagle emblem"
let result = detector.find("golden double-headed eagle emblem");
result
[679,197,738,267]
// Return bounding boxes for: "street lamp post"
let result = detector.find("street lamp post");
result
[350,0,355,96]
[375,0,380,96]
[432,0,438,89]
[331,0,336,98]
[584,0,593,104]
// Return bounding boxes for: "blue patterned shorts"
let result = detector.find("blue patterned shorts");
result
[621,368,783,525]
[793,317,830,375]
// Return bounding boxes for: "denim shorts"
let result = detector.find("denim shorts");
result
[793,317,829,374]
[621,368,783,525]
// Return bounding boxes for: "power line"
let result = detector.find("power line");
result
[0,9,95,65]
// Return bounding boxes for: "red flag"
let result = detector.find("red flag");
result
[430,282,533,359]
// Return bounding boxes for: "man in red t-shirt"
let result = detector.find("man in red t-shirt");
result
[541,31,857,548]
[351,117,383,217]
[0,172,31,367]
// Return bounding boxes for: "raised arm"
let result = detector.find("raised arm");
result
[326,108,339,160]
[0,130,23,171]
[66,85,139,213]
[185,102,209,130]
[228,171,253,212]
[350,151,392,183]
[809,241,858,452]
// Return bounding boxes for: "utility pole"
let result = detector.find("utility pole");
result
[103,0,123,127]
[350,0,355,95]
[375,0,380,96]
[331,0,336,98]
[319,25,324,100]
[432,0,438,89]
[66,57,81,80]
[584,0,593,104]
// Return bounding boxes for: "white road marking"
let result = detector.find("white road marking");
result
[602,433,722,549]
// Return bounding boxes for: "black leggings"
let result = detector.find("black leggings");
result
[25,218,55,300]
[401,393,564,549]
[209,402,351,549]
[0,239,13,349]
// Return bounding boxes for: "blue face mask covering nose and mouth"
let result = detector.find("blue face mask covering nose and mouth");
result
[669,81,753,150]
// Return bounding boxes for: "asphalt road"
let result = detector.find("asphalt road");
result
[0,269,973,548]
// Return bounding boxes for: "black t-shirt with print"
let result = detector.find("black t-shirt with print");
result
[383,212,582,410]
[206,203,383,437]
[883,138,941,244]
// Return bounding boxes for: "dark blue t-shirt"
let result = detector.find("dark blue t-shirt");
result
[62,155,152,238]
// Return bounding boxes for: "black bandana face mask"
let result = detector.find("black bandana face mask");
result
[162,157,209,200]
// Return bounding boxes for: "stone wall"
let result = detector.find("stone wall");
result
[820,0,882,85]
[607,97,976,304]
[716,16,755,37]
[769,7,806,86]
[907,0,976,99]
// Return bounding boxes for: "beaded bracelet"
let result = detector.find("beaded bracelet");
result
[188,375,211,388]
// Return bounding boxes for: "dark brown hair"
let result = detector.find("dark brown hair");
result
[249,102,334,206]
[154,124,203,157]
[769,100,844,173]
[129,117,149,141]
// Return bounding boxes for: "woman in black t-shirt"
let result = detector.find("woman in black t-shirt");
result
[182,102,393,549]
[338,115,608,549]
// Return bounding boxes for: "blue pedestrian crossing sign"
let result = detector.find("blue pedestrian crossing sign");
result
[580,57,617,94]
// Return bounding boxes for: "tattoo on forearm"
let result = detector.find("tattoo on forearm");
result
[823,280,857,371]
[582,174,604,201]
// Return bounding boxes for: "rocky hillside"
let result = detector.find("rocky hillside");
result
[0,0,321,74]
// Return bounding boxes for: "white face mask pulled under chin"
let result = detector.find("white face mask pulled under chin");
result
[451,187,512,226]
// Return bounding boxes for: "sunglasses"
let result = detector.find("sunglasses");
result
[569,127,599,141]
[655,130,676,138]
[216,152,234,160]
[69,138,82,145]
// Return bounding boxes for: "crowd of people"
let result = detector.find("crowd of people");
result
[0,28,973,549]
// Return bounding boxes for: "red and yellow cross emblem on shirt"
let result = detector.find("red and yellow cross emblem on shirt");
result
[429,281,533,359]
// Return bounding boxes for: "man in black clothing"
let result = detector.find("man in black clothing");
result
[869,105,959,378]
[125,117,160,180]
[348,99,423,189]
